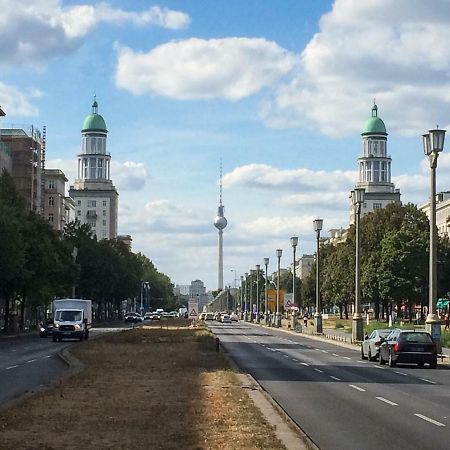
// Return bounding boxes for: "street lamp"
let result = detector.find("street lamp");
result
[313,219,323,334]
[249,269,256,322]
[244,272,249,321]
[423,127,446,350]
[351,188,365,342]
[290,236,298,322]
[71,247,78,298]
[240,275,244,319]
[141,281,150,315]
[264,257,269,325]
[256,264,261,323]
[276,249,283,327]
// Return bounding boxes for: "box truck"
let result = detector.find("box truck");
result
[52,299,92,342]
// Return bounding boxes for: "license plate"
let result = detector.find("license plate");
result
[411,347,424,352]
[63,331,71,335]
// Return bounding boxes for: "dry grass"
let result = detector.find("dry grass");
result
[0,319,286,450]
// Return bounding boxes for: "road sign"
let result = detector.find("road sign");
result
[284,293,295,309]
[188,301,199,318]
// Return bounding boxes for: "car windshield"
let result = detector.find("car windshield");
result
[399,332,432,343]
[55,310,82,321]
[378,330,392,338]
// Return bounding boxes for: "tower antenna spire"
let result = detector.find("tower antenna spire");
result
[219,157,223,206]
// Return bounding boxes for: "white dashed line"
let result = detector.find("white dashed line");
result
[313,368,324,373]
[292,358,299,362]
[332,353,340,357]
[43,355,51,359]
[283,354,289,358]
[5,365,18,370]
[376,397,398,406]
[414,413,446,427]
[394,371,408,376]
[373,365,384,369]
[300,362,309,366]
[26,359,36,363]
[349,384,366,392]
[419,378,437,385]
[321,350,329,354]
[343,356,351,360]
[315,348,320,351]
[330,376,341,381]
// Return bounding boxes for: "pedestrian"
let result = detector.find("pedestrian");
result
[445,313,449,331]
[303,314,308,327]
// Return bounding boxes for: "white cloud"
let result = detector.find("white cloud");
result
[262,0,450,137]
[115,38,297,100]
[0,81,42,117]
[0,1,189,66]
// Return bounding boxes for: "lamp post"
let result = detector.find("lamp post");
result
[141,281,150,315]
[244,272,249,321]
[351,188,365,342]
[264,257,269,325]
[313,219,323,334]
[240,275,244,319]
[290,236,298,324]
[423,127,446,351]
[256,265,261,323]
[276,249,283,327]
[71,247,78,298]
[249,269,256,322]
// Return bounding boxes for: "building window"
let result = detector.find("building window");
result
[82,158,88,178]
[87,200,97,207]
[77,210,81,216]
[103,210,106,216]
[103,200,107,207]
[48,180,55,189]
[48,196,54,206]
[103,220,106,226]
[374,203,382,209]
[373,161,380,182]
[380,162,387,182]
[77,200,81,206]
[48,213,54,223]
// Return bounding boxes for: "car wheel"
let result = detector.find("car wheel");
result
[52,336,57,342]
[361,346,367,360]
[430,359,437,369]
[418,362,424,368]
[379,350,386,365]
[388,351,396,367]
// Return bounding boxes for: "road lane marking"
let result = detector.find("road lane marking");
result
[6,365,18,370]
[321,350,329,354]
[419,378,437,385]
[394,371,408,376]
[26,359,36,363]
[292,358,299,362]
[373,365,384,369]
[283,354,289,358]
[313,368,324,373]
[332,353,340,357]
[414,413,446,427]
[330,376,341,381]
[300,362,309,366]
[43,355,51,359]
[349,384,366,392]
[315,348,320,351]
[343,356,351,360]
[376,397,398,406]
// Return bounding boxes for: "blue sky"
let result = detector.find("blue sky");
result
[2,0,450,291]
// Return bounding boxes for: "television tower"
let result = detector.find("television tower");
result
[214,160,228,290]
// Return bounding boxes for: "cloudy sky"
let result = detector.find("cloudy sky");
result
[2,0,450,290]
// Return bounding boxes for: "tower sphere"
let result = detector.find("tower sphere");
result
[214,215,228,230]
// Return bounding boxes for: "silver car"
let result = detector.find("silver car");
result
[361,329,396,361]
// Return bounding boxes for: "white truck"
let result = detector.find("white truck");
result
[52,299,92,342]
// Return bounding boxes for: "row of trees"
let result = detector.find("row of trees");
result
[0,172,175,332]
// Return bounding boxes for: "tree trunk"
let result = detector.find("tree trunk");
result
[344,303,349,320]
[2,296,10,332]
[374,300,380,321]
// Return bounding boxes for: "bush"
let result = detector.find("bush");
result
[335,322,344,329]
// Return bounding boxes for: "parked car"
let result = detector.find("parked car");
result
[199,312,207,321]
[124,312,143,323]
[230,313,239,322]
[150,312,161,320]
[205,312,214,321]
[379,329,437,368]
[39,318,54,338]
[221,314,232,324]
[361,328,395,361]
[143,312,153,320]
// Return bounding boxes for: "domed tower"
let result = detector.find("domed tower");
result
[214,162,228,291]
[69,98,119,239]
[350,102,401,224]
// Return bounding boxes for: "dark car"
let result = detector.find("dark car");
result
[379,329,437,368]
[124,312,143,323]
[39,318,54,338]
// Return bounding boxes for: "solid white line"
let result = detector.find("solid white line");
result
[26,359,36,363]
[332,353,340,357]
[313,368,324,373]
[5,365,18,370]
[394,371,408,376]
[349,384,366,392]
[419,378,437,385]
[330,376,341,381]
[376,397,398,406]
[343,356,351,360]
[300,362,309,366]
[414,413,446,427]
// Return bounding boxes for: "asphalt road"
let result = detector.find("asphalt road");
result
[0,323,133,408]
[209,321,450,450]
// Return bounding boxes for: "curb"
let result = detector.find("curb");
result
[219,342,319,450]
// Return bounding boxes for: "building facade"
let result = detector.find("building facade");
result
[0,127,44,213]
[69,100,118,239]
[420,192,450,237]
[189,280,209,311]
[350,104,401,224]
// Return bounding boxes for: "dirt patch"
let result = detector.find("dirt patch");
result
[0,321,286,450]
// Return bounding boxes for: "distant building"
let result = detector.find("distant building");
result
[175,285,190,296]
[69,99,118,239]
[420,192,450,238]
[0,127,44,213]
[117,234,133,250]
[297,254,315,280]
[350,103,401,224]
[43,169,74,231]
[189,280,209,311]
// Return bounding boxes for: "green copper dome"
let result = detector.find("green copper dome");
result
[82,99,107,133]
[362,103,386,135]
